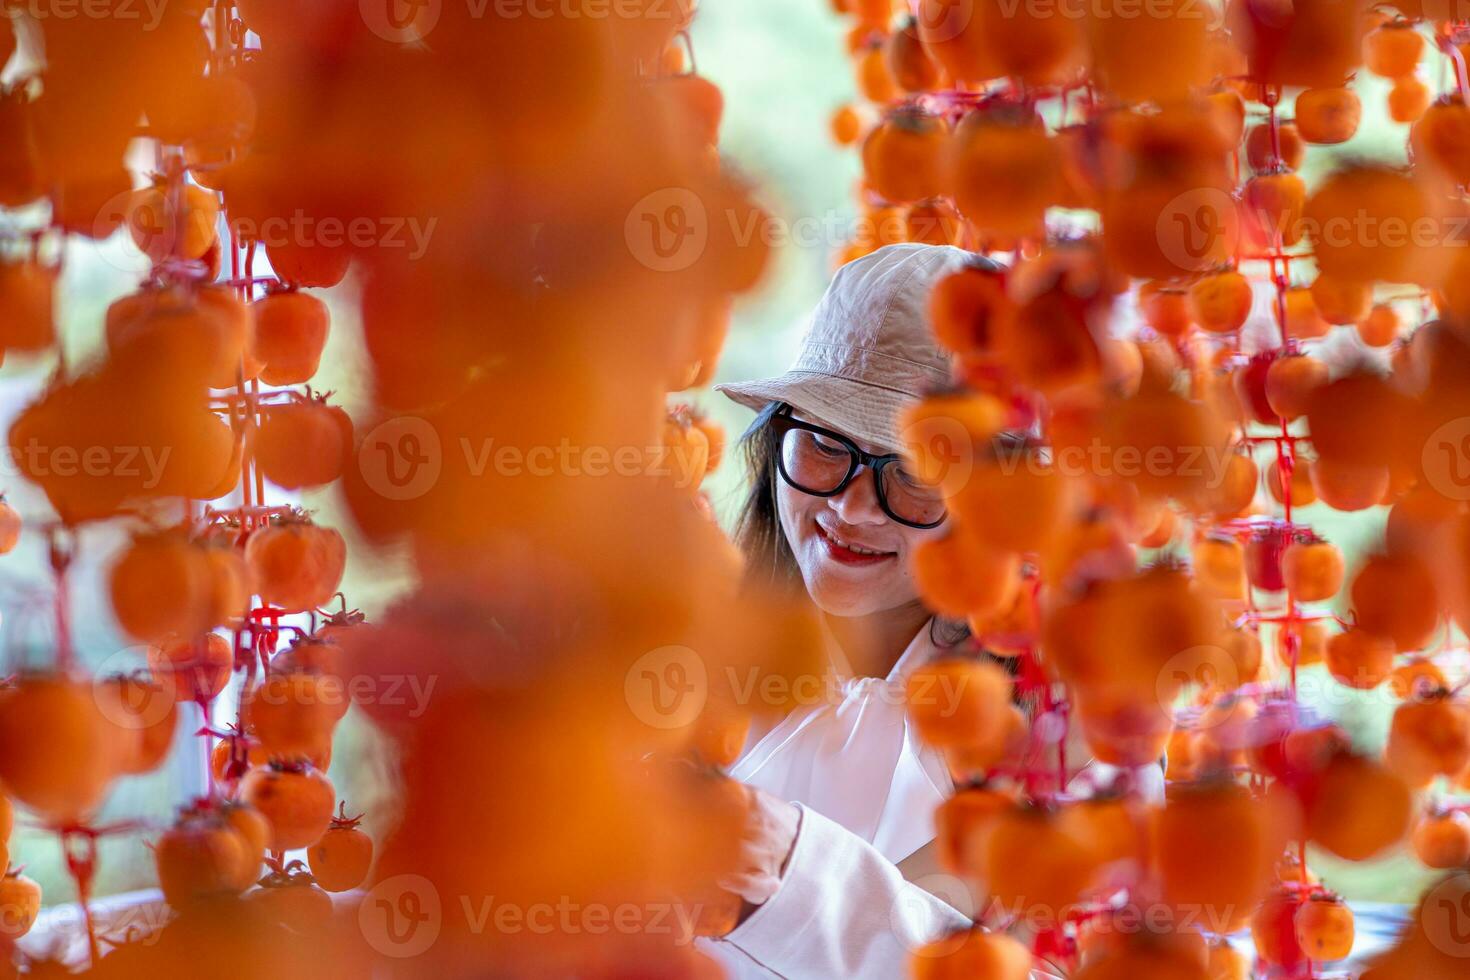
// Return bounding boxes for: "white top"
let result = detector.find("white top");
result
[703,620,1157,979]
[704,621,970,979]
[729,619,954,863]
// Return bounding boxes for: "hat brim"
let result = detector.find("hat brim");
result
[715,372,916,452]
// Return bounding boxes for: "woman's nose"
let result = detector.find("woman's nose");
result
[829,466,887,525]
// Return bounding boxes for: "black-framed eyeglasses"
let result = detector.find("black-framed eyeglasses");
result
[768,405,947,530]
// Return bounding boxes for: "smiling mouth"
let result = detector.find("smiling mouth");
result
[815,521,896,562]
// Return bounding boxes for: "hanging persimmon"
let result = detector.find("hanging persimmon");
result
[242,672,344,762]
[885,18,940,93]
[1411,811,1470,869]
[1351,552,1439,652]
[1309,458,1390,512]
[969,0,1084,88]
[0,259,57,354]
[0,868,41,941]
[1325,629,1396,690]
[239,761,336,851]
[1242,170,1307,250]
[254,399,352,490]
[106,287,249,389]
[906,656,1014,750]
[125,180,220,263]
[1390,659,1448,702]
[1228,0,1366,88]
[244,516,347,612]
[110,531,218,644]
[1245,122,1305,172]
[1295,87,1362,145]
[251,290,331,386]
[1139,282,1193,338]
[307,804,374,892]
[1152,779,1294,919]
[1276,618,1328,667]
[911,928,1032,980]
[1357,304,1401,348]
[1305,751,1412,861]
[155,813,249,907]
[266,239,352,290]
[830,103,864,145]
[1310,274,1372,326]
[1365,21,1425,79]
[861,108,949,205]
[1267,458,1316,507]
[1306,165,1443,286]
[949,107,1062,240]
[1386,693,1470,783]
[1252,890,1308,970]
[0,90,43,209]
[929,262,1009,359]
[905,199,962,246]
[1281,535,1344,602]
[914,0,998,86]
[1412,96,1470,188]
[1084,6,1207,104]
[0,495,19,554]
[0,674,118,824]
[855,42,898,103]
[1192,536,1247,600]
[985,802,1103,923]
[1189,269,1254,335]
[222,800,270,891]
[1389,74,1432,124]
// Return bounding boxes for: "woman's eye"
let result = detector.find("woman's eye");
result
[893,465,937,493]
[811,434,848,458]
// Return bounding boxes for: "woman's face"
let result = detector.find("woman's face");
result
[776,410,945,618]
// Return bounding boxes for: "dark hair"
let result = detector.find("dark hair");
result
[731,402,804,598]
[731,401,974,652]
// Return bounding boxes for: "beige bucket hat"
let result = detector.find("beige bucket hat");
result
[717,243,989,451]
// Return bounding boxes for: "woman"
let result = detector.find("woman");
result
[703,244,1154,978]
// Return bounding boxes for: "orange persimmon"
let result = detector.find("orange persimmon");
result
[251,291,330,386]
[1295,87,1362,145]
[1295,895,1355,962]
[245,518,347,612]
[307,804,374,892]
[1352,553,1440,652]
[1412,811,1470,869]
[1324,629,1397,690]
[1281,537,1344,602]
[239,762,336,851]
[906,657,1014,751]
[862,108,949,205]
